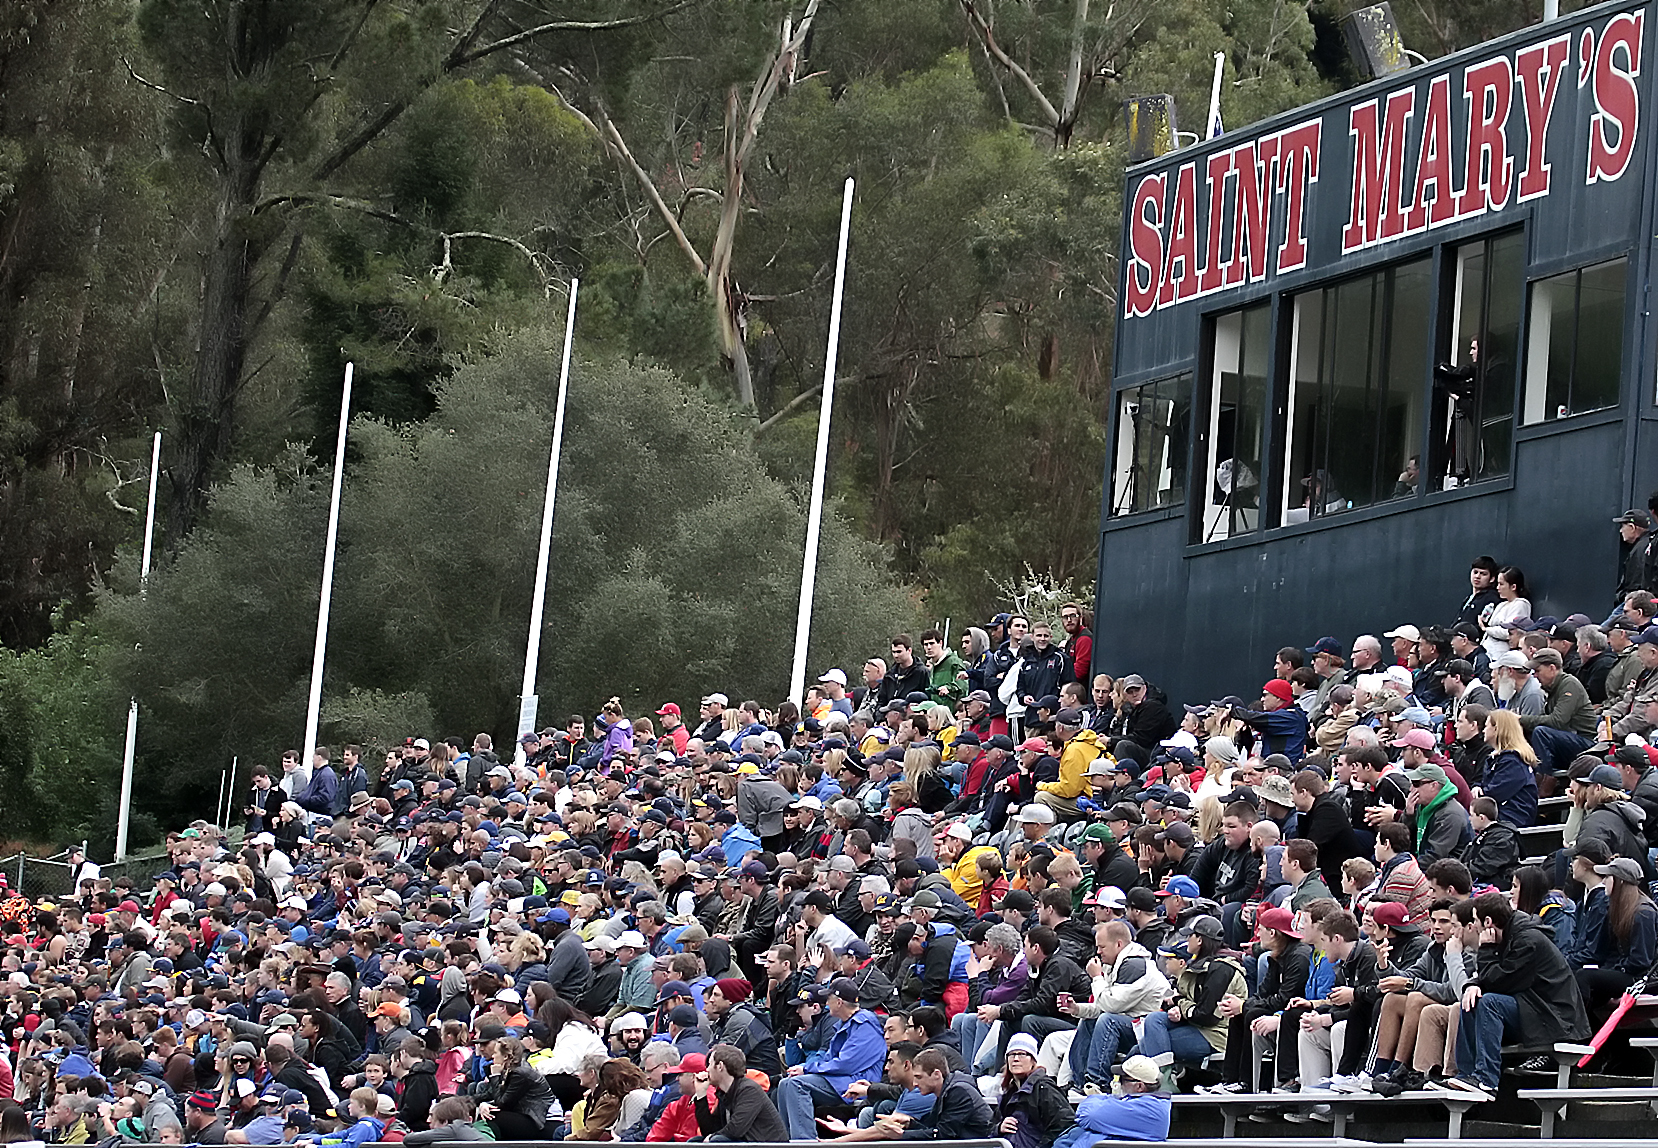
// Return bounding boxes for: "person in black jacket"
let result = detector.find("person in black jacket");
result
[892,922,958,1013]
[877,637,932,707]
[394,1039,441,1132]
[1447,893,1590,1095]
[694,1043,789,1142]
[475,1037,553,1139]
[983,926,1091,1060]
[1292,769,1363,894]
[1080,824,1141,897]
[704,979,780,1083]
[1215,905,1311,1091]
[1111,676,1178,751]
[1190,801,1262,909]
[881,1048,993,1140]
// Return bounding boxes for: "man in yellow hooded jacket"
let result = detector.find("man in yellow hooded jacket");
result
[1034,708,1104,819]
[938,822,1001,907]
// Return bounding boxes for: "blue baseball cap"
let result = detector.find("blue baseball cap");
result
[1306,636,1343,657]
[536,908,571,925]
[1155,875,1201,899]
[1398,706,1432,725]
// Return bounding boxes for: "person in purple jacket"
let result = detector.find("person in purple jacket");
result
[949,921,1029,1073]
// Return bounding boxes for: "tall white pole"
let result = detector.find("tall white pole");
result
[516,280,581,767]
[115,431,163,861]
[1206,51,1225,139]
[788,177,855,704]
[300,364,353,774]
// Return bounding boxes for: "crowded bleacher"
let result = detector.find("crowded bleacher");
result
[12,542,1658,1145]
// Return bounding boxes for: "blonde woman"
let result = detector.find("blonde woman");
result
[902,745,951,814]
[1479,709,1539,827]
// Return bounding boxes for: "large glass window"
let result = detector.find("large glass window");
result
[1438,232,1523,485]
[1522,258,1626,423]
[1283,257,1430,524]
[1109,374,1191,516]
[1195,304,1270,543]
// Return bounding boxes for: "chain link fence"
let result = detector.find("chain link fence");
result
[1,848,172,900]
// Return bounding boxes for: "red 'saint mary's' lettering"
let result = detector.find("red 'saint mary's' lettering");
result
[1123,8,1640,318]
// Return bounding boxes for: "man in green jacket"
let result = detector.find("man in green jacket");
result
[1522,649,1598,777]
[922,629,966,706]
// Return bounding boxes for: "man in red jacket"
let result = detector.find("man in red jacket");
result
[1062,603,1093,685]
[646,1052,706,1142]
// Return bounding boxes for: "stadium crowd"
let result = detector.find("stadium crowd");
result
[10,532,1658,1143]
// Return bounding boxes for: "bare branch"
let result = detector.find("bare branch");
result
[456,0,701,65]
[122,58,203,107]
[756,382,825,434]
[436,231,557,295]
[957,0,1062,129]
[253,192,411,228]
[594,108,708,277]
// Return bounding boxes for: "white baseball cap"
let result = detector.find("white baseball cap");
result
[818,668,848,686]
[616,930,648,949]
[944,823,973,843]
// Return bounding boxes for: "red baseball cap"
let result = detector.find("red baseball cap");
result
[678,1053,707,1073]
[117,900,142,914]
[1263,679,1294,703]
[1018,737,1048,753]
[656,702,681,717]
[1257,905,1301,939]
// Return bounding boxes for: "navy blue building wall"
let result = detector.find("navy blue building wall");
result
[1094,0,1655,709]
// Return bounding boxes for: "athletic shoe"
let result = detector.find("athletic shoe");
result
[1270,1082,1300,1094]
[1429,1077,1491,1098]
[1328,1074,1365,1093]
[1082,1081,1105,1096]
[1066,1089,1086,1105]
[1518,1055,1553,1072]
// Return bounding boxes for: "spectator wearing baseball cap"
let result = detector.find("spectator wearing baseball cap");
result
[1032,706,1106,821]
[775,977,887,1138]
[1234,680,1309,763]
[654,702,690,755]
[1517,646,1598,777]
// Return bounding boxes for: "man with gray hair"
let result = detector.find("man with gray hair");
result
[616,1042,684,1141]
[951,921,1028,1073]
[1347,634,1385,681]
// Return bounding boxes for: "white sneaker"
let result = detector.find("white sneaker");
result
[1329,1074,1365,1094]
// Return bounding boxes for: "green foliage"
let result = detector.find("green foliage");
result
[0,613,124,845]
[101,333,918,806]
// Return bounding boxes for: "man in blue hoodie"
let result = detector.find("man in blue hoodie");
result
[777,976,887,1139]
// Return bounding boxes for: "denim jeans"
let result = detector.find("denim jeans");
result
[1138,1010,1217,1064]
[953,1009,995,1071]
[1455,991,1521,1089]
[1068,1013,1137,1085]
[777,1073,847,1139]
[1531,726,1591,777]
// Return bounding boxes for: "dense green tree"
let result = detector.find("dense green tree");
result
[0,0,176,648]
[96,332,917,810]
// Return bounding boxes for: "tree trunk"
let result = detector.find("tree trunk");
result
[168,140,267,542]
[1056,0,1090,149]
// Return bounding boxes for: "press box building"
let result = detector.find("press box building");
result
[1095,1,1652,705]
